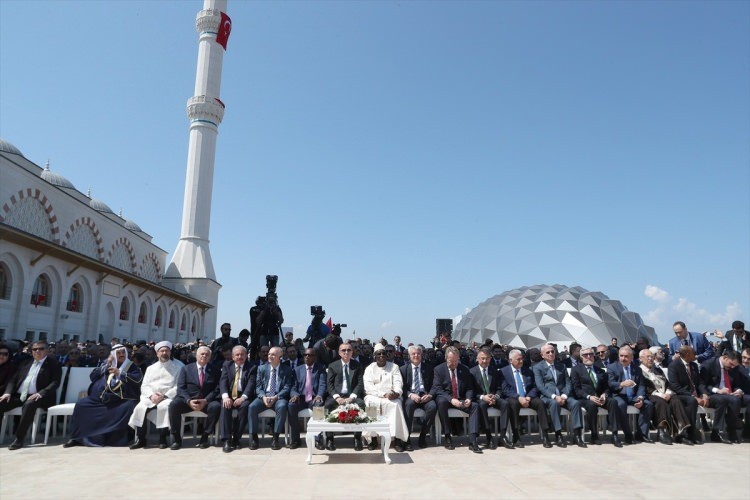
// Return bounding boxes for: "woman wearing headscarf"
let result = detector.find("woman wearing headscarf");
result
[64,345,143,447]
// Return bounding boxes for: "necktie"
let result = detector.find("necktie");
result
[343,364,350,394]
[481,368,490,394]
[686,363,697,396]
[232,366,240,398]
[269,368,277,396]
[198,367,205,387]
[588,367,597,388]
[624,366,634,400]
[413,366,422,393]
[514,369,526,397]
[549,364,557,384]
[305,366,314,403]
[723,369,732,392]
[19,361,40,402]
[450,369,458,399]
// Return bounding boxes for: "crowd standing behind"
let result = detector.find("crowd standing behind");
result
[0,319,748,452]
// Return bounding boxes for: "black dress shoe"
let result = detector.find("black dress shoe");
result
[394,439,405,452]
[444,436,455,450]
[287,440,300,449]
[498,435,514,449]
[222,441,234,453]
[159,442,168,449]
[315,439,325,450]
[367,437,378,451]
[513,437,525,448]
[198,436,210,449]
[658,429,673,445]
[575,435,587,448]
[468,442,483,454]
[589,433,601,445]
[612,435,623,448]
[170,441,182,451]
[326,438,336,451]
[249,438,259,450]
[637,433,655,444]
[555,434,567,448]
[270,438,281,450]
[8,439,23,451]
[624,434,635,445]
[418,434,428,448]
[542,434,553,449]
[403,440,414,452]
[354,437,363,451]
[710,432,731,444]
[63,439,82,448]
[129,439,146,450]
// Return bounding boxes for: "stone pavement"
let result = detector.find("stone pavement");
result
[1,434,748,499]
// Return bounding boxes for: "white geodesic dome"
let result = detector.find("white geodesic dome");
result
[454,284,657,349]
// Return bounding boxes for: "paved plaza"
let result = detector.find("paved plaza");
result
[1,434,748,499]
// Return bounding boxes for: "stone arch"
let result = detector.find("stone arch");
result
[0,187,59,243]
[107,237,136,273]
[63,217,104,261]
[0,252,24,304]
[140,253,161,283]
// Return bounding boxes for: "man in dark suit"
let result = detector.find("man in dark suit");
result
[701,350,743,443]
[401,345,437,450]
[314,334,341,368]
[219,345,257,453]
[563,343,582,369]
[594,344,610,369]
[668,321,714,363]
[470,347,513,450]
[287,347,326,449]
[501,349,549,448]
[0,340,62,450]
[571,346,615,446]
[717,321,750,356]
[431,346,481,453]
[325,342,365,450]
[667,345,708,444]
[532,343,583,448]
[248,346,294,450]
[168,345,221,450]
[608,346,654,445]
[490,344,509,370]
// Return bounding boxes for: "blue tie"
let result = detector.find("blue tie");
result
[514,369,526,397]
[624,367,634,400]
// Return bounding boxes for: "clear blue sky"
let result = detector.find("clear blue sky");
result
[1,0,748,346]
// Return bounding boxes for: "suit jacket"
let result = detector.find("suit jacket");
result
[4,356,62,406]
[255,362,294,400]
[700,356,741,393]
[219,361,257,400]
[176,362,219,402]
[570,363,608,399]
[290,362,327,400]
[607,363,646,401]
[668,332,714,363]
[400,362,434,397]
[430,362,474,401]
[640,365,670,396]
[470,364,503,399]
[717,330,750,356]
[532,360,572,399]
[326,359,363,398]
[563,357,582,369]
[490,358,509,370]
[500,364,540,399]
[668,359,707,396]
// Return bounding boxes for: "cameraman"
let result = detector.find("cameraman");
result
[304,308,330,349]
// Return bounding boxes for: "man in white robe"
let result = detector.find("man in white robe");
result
[363,344,409,452]
[128,341,183,449]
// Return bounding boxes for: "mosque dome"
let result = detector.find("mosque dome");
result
[89,197,114,214]
[0,138,23,156]
[40,162,76,189]
[124,219,142,232]
[453,284,657,349]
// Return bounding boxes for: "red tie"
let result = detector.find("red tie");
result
[687,363,697,396]
[198,367,205,387]
[723,369,732,392]
[450,369,458,399]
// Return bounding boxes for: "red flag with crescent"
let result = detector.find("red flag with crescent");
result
[326,318,333,332]
[216,12,232,50]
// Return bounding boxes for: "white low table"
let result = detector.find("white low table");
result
[305,418,392,464]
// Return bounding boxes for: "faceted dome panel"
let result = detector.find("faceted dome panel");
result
[454,284,657,349]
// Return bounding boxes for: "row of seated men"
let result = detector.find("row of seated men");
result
[1,338,748,452]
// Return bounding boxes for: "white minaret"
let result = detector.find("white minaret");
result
[163,0,231,340]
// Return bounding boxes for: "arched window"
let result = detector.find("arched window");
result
[168,310,175,329]
[0,263,11,300]
[120,297,130,321]
[154,306,163,327]
[138,303,147,324]
[67,283,83,312]
[180,313,187,332]
[191,319,196,334]
[31,274,51,307]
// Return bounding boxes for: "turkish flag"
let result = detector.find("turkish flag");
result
[216,12,232,50]
[326,318,333,332]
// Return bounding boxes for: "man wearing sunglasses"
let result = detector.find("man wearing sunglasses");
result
[1,340,61,450]
[324,343,365,450]
[288,348,327,449]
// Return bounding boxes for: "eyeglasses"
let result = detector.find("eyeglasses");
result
[597,351,607,355]
[31,347,47,352]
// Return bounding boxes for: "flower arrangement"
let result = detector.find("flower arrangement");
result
[327,404,371,424]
